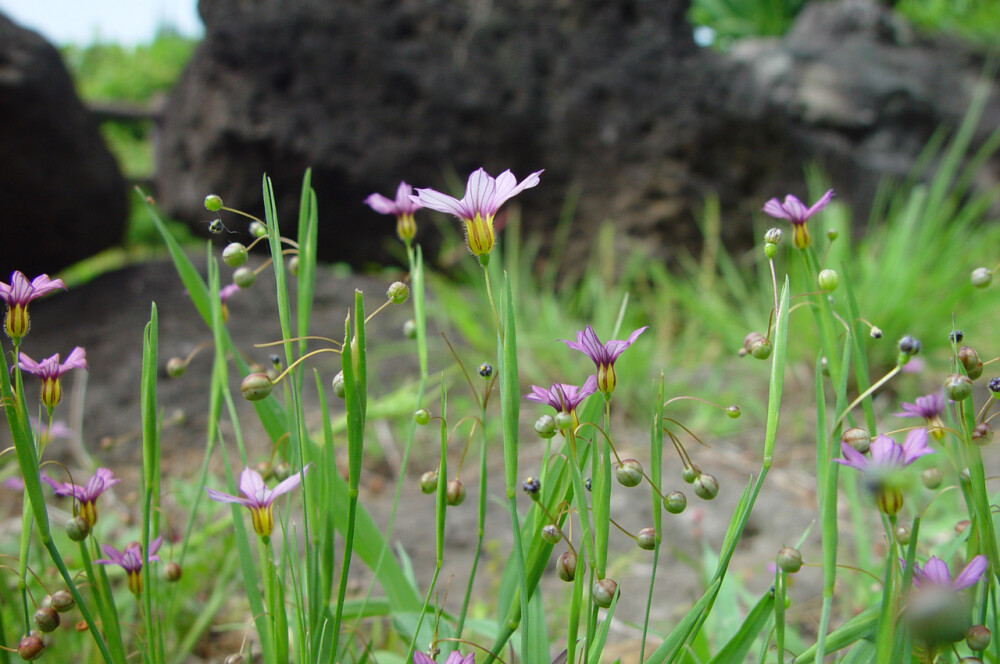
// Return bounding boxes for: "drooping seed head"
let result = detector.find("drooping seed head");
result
[970,267,992,288]
[65,514,90,542]
[249,221,267,238]
[233,267,256,289]
[615,459,643,487]
[681,465,700,484]
[287,256,300,276]
[240,373,273,401]
[534,415,557,439]
[966,625,992,651]
[694,474,719,500]
[972,423,992,445]
[386,281,409,304]
[166,357,187,378]
[540,524,561,544]
[557,551,577,582]
[413,408,430,425]
[165,561,183,582]
[419,470,439,494]
[959,346,983,379]
[636,527,657,550]
[921,467,943,489]
[446,479,466,506]
[403,319,417,339]
[34,606,59,633]
[332,371,346,399]
[777,547,802,573]
[223,242,248,267]
[592,578,618,608]
[49,590,74,613]
[663,490,687,514]
[273,462,292,482]
[725,404,741,418]
[895,524,912,545]
[817,268,840,292]
[842,428,871,453]
[204,194,223,211]
[944,373,973,402]
[554,411,574,431]
[18,635,45,661]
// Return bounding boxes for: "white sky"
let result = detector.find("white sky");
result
[0,0,202,45]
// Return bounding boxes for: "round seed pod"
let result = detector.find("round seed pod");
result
[663,491,687,514]
[18,635,45,661]
[592,578,618,608]
[970,267,992,288]
[386,281,409,304]
[693,474,719,500]
[224,655,246,664]
[233,267,256,289]
[287,256,300,276]
[413,409,430,425]
[204,194,223,211]
[842,428,871,453]
[636,527,657,551]
[240,373,273,401]
[554,411,574,431]
[222,242,248,267]
[419,471,439,495]
[534,415,556,439]
[34,606,59,633]
[944,373,973,402]
[332,372,346,399]
[615,459,643,488]
[966,625,991,651]
[446,479,466,506]
[522,476,541,498]
[921,467,943,490]
[725,404,741,419]
[817,269,840,292]
[249,221,267,238]
[777,547,803,574]
[49,590,74,613]
[972,423,993,445]
[540,524,561,544]
[403,319,417,339]
[680,465,699,484]
[557,551,577,582]
[166,357,187,378]
[66,515,90,542]
[165,561,183,582]
[895,525,911,546]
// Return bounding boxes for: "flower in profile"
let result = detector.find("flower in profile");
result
[762,190,834,250]
[835,429,932,514]
[911,555,987,591]
[43,467,120,528]
[414,168,542,263]
[561,325,648,395]
[903,555,988,645]
[0,271,66,341]
[526,376,598,429]
[365,181,423,243]
[206,465,309,538]
[95,537,163,595]
[896,392,947,440]
[18,347,87,412]
[413,651,474,664]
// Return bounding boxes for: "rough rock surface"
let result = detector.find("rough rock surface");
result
[156,0,998,267]
[0,11,129,277]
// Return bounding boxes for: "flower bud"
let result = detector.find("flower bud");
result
[419,470,439,494]
[921,467,943,489]
[944,373,973,402]
[743,332,772,360]
[970,267,992,288]
[332,371,346,398]
[898,335,921,355]
[522,476,541,498]
[287,256,299,276]
[241,373,273,401]
[777,547,802,573]
[166,357,187,378]
[478,363,493,378]
[817,269,840,292]
[224,655,246,664]
[273,462,292,482]
[681,465,700,484]
[663,491,687,514]
[204,194,223,211]
[165,561,183,582]
[764,228,783,245]
[541,524,561,544]
[249,221,267,238]
[826,228,838,241]
[592,578,618,608]
[66,515,90,541]
[870,326,882,339]
[413,408,430,425]
[386,281,409,304]
[842,428,871,453]
[223,242,248,267]
[34,606,59,633]
[446,479,466,506]
[557,551,577,582]
[958,346,983,379]
[554,411,574,431]
[895,525,911,545]
[988,377,1000,396]
[403,319,417,339]
[966,625,991,651]
[694,473,719,500]
[233,267,256,289]
[49,590,74,613]
[615,459,643,488]
[725,404,740,419]
[18,635,45,661]
[972,423,992,445]
[534,415,557,439]
[636,527,657,550]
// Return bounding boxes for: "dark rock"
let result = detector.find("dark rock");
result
[0,12,129,277]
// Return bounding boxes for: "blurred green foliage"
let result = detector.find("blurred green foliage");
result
[896,0,1000,48]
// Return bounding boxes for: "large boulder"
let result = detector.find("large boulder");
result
[156,0,999,266]
[0,12,129,277]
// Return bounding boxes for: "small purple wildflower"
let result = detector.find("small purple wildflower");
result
[761,190,834,250]
[365,181,423,243]
[18,347,87,411]
[835,429,932,514]
[95,537,163,595]
[911,555,988,591]
[42,467,120,528]
[207,465,309,538]
[561,325,648,395]
[525,376,599,424]
[413,651,474,664]
[896,392,947,440]
[903,554,989,644]
[413,168,542,262]
[0,271,66,341]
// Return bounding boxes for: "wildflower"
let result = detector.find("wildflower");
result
[413,651,474,664]
[911,555,987,591]
[365,181,423,243]
[526,376,598,416]
[0,271,66,341]
[18,347,87,412]
[761,190,834,250]
[895,392,946,440]
[414,168,543,263]
[561,325,648,395]
[95,537,163,595]
[206,465,309,538]
[835,429,932,514]
[903,555,988,645]
[42,468,120,528]
[219,283,240,322]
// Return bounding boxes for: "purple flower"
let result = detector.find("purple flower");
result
[526,376,599,419]
[761,190,834,250]
[895,392,946,440]
[365,181,423,243]
[903,554,989,644]
[207,465,309,538]
[413,168,542,261]
[0,271,66,340]
[18,347,87,411]
[911,555,987,591]
[43,467,120,528]
[835,429,932,514]
[413,652,474,664]
[95,537,163,595]
[561,325,648,395]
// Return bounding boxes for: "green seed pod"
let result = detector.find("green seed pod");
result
[403,319,417,339]
[557,551,577,582]
[694,473,719,500]
[970,267,992,289]
[165,357,187,378]
[413,408,430,425]
[959,346,983,379]
[18,635,45,661]
[616,459,644,488]
[446,479,466,506]
[541,524,561,544]
[332,371,346,399]
[895,525,911,546]
[287,256,300,276]
[165,561,183,582]
[764,242,778,259]
[273,462,292,482]
[663,490,687,514]
[204,194,223,211]
[66,515,90,542]
[841,427,871,453]
[944,373,973,402]
[972,423,992,445]
[554,411,574,431]
[681,465,700,484]
[826,228,839,241]
[419,470,439,494]
[249,221,267,238]
[743,332,772,360]
[34,606,59,633]
[49,590,74,613]
[241,373,272,401]
[233,267,256,289]
[817,268,840,292]
[222,242,248,267]
[966,625,991,651]
[921,467,943,490]
[386,281,409,304]
[592,578,618,608]
[777,546,803,573]
[725,404,740,419]
[534,415,557,439]
[636,527,657,551]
